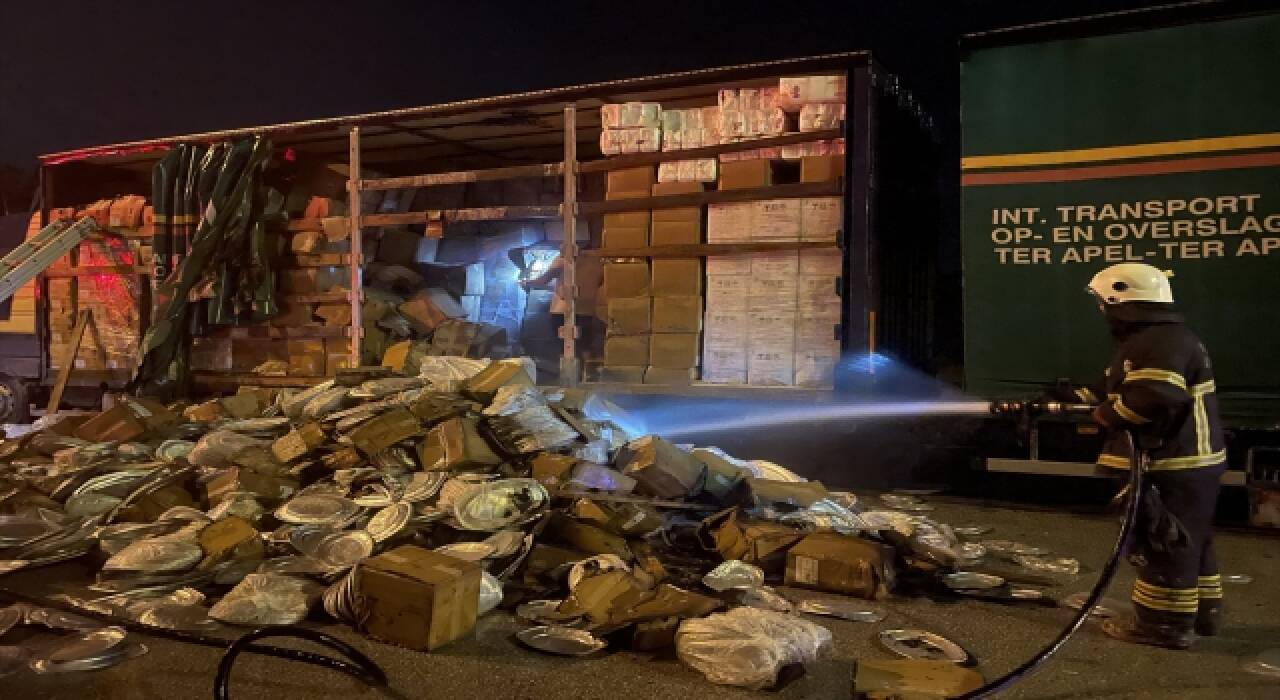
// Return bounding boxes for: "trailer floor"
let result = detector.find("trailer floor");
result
[3,497,1277,700]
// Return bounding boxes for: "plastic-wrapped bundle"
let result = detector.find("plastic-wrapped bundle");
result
[676,607,832,689]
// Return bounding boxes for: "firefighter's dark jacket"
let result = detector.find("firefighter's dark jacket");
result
[1090,303,1226,471]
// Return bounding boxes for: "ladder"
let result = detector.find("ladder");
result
[0,216,99,303]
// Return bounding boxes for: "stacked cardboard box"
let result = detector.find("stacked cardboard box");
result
[702,158,843,388]
[599,103,662,156]
[601,167,654,384]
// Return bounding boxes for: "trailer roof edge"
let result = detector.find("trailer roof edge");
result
[960,0,1275,52]
[39,51,870,165]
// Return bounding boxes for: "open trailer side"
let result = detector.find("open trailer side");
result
[10,51,940,424]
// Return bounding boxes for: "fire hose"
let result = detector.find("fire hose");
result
[956,401,1147,698]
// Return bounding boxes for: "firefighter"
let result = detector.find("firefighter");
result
[1085,263,1225,649]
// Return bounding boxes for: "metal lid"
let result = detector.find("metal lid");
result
[515,626,606,656]
[941,572,1006,591]
[796,599,886,622]
[103,540,203,573]
[878,629,971,664]
[312,531,374,570]
[366,503,412,543]
[274,494,359,525]
[452,478,548,531]
[402,472,448,503]
[434,542,495,562]
[46,626,127,663]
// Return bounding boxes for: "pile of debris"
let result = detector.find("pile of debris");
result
[0,359,1068,691]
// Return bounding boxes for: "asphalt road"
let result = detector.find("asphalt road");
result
[2,497,1277,700]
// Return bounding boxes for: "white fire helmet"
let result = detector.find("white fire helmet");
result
[1087,263,1174,304]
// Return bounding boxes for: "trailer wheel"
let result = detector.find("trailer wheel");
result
[0,375,31,425]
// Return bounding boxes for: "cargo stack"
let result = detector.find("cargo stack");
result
[601,167,655,383]
[648,183,704,384]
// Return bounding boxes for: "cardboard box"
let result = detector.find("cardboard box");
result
[795,346,840,388]
[703,309,749,346]
[800,248,843,276]
[784,533,895,599]
[718,159,774,190]
[690,448,751,502]
[545,514,632,559]
[701,346,747,384]
[618,436,706,499]
[603,226,649,250]
[701,509,804,574]
[531,453,578,487]
[599,365,647,383]
[649,333,700,369]
[748,345,796,386]
[748,277,798,309]
[603,261,650,298]
[705,275,749,312]
[197,516,261,565]
[801,154,844,183]
[643,366,697,385]
[287,339,326,376]
[651,296,702,333]
[753,199,802,241]
[606,297,651,335]
[651,182,703,225]
[566,462,638,493]
[797,275,841,310]
[398,288,466,334]
[650,259,701,296]
[604,334,650,366]
[705,254,751,276]
[650,220,701,246]
[607,166,656,193]
[357,546,482,651]
[795,312,841,346]
[572,500,663,537]
[603,210,651,233]
[707,203,754,243]
[749,308,796,340]
[750,251,799,278]
[748,477,829,509]
[801,197,842,242]
[271,422,326,462]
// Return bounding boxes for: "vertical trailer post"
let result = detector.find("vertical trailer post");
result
[37,165,50,385]
[348,127,364,364]
[841,61,878,380]
[559,104,580,386]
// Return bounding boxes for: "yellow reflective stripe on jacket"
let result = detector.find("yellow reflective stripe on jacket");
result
[1151,450,1227,470]
[1190,380,1216,396]
[1197,575,1224,599]
[1112,399,1149,424]
[1097,453,1130,469]
[1075,387,1098,402]
[1123,368,1188,391]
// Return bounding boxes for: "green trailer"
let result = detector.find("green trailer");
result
[961,5,1280,484]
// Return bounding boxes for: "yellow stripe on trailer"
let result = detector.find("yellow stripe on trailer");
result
[961,132,1280,170]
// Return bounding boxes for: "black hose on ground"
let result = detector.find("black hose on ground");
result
[956,431,1146,699]
[0,587,388,699]
[214,626,387,700]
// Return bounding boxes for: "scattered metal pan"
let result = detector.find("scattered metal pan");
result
[878,629,971,664]
[30,626,145,674]
[953,525,992,537]
[275,494,359,526]
[0,516,58,547]
[515,626,606,656]
[155,440,196,464]
[401,472,448,503]
[452,478,548,531]
[220,417,291,434]
[1223,574,1253,585]
[941,572,1005,591]
[0,606,22,637]
[1242,648,1280,678]
[103,540,203,574]
[435,542,495,562]
[568,555,629,591]
[483,530,526,559]
[366,503,412,543]
[1062,592,1123,618]
[979,540,1046,557]
[312,531,375,571]
[797,599,886,622]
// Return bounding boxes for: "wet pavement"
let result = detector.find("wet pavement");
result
[4,496,1277,699]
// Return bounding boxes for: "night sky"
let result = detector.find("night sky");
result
[1,0,1178,170]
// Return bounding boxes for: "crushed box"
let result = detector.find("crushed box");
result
[357,545,482,651]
